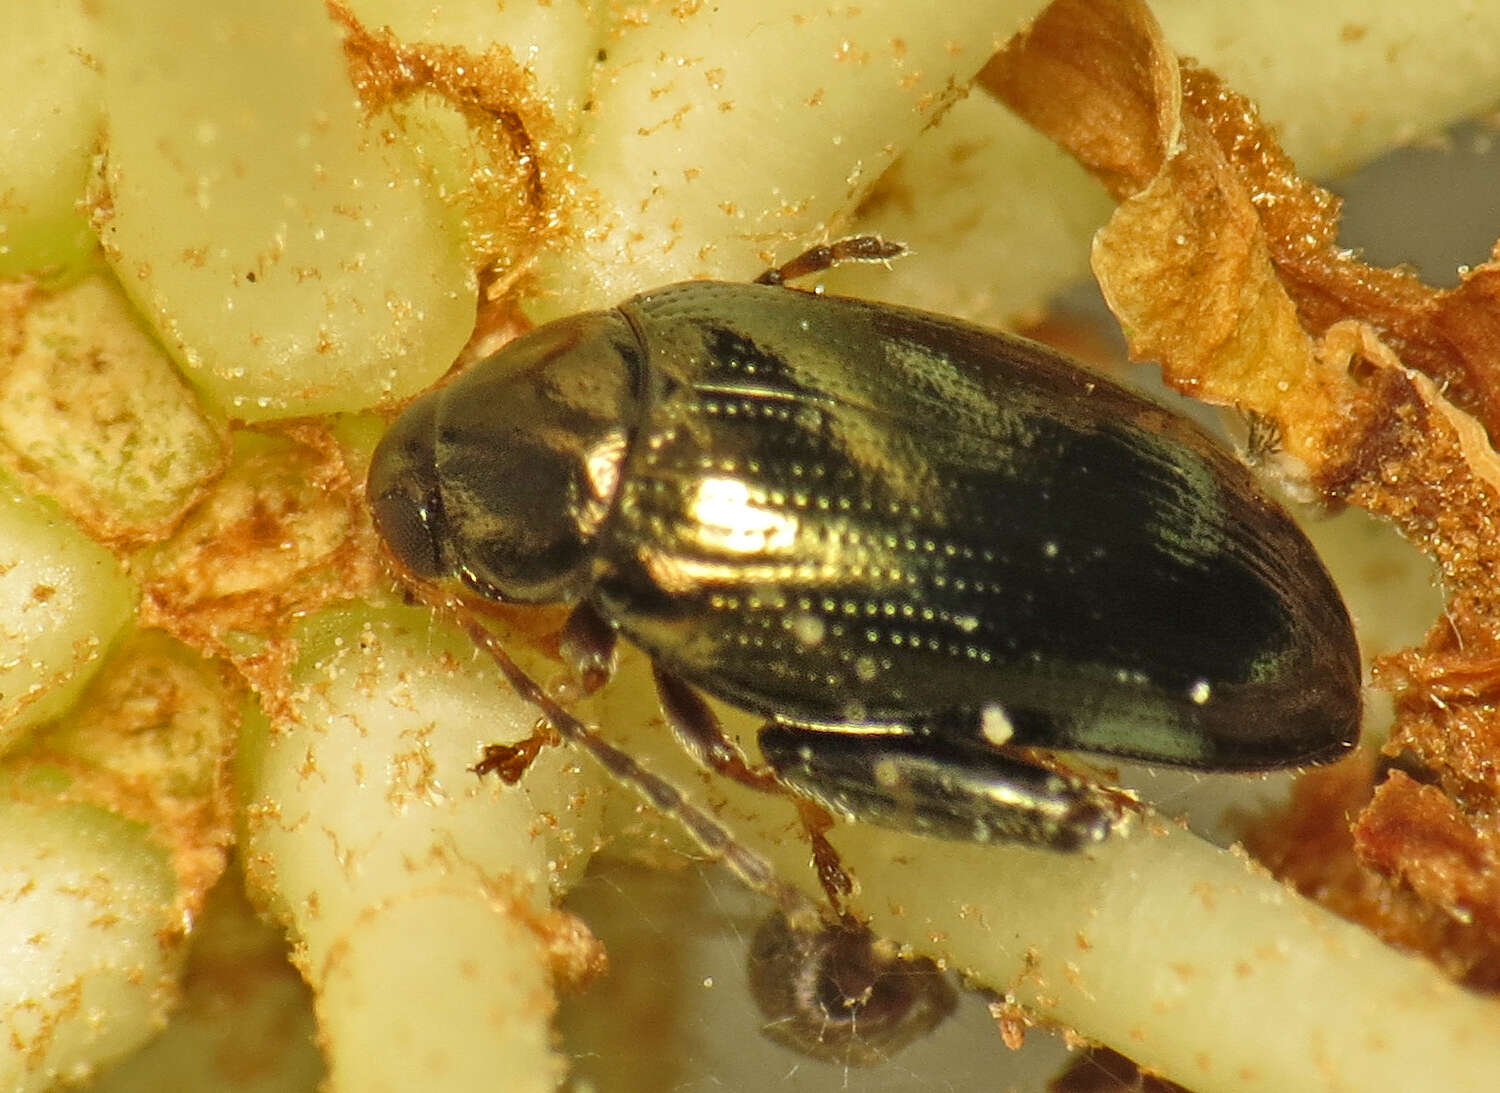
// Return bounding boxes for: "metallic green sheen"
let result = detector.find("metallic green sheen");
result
[592,282,1359,770]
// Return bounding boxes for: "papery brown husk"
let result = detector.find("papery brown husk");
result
[986,0,1500,981]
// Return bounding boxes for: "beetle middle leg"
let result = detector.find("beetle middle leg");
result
[653,665,857,912]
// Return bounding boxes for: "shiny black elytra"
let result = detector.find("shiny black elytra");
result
[367,241,1361,854]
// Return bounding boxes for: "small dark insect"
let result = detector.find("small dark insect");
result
[368,237,1360,876]
[746,909,957,1067]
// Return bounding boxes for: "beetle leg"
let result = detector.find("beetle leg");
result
[754,236,906,286]
[475,603,619,781]
[793,801,857,913]
[653,665,857,911]
[433,595,824,924]
[559,602,618,694]
[472,723,560,784]
[758,719,1123,851]
[652,664,780,792]
[473,604,618,782]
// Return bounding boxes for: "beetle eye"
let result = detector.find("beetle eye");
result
[369,389,453,581]
[371,478,447,580]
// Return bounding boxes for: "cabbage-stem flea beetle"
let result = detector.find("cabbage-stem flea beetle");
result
[369,237,1361,894]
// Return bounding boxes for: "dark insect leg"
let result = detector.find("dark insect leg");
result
[425,587,823,925]
[653,665,856,912]
[465,599,612,779]
[652,665,779,792]
[558,601,617,694]
[1050,1047,1193,1093]
[754,236,906,286]
[759,718,1125,851]
[473,603,620,783]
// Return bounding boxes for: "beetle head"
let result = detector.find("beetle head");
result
[369,311,644,606]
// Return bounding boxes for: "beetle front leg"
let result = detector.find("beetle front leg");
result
[559,601,618,694]
[758,719,1123,852]
[653,665,856,911]
[474,603,618,783]
[472,725,559,784]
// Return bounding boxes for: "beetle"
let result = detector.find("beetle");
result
[367,238,1361,857]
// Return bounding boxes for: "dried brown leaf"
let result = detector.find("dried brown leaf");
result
[987,0,1500,978]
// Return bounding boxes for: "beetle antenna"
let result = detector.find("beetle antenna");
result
[423,587,825,927]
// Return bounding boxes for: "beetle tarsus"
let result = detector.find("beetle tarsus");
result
[792,798,856,912]
[471,724,560,784]
[754,236,906,286]
[560,602,618,694]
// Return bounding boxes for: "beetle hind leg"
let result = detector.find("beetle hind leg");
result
[754,236,906,286]
[758,719,1122,852]
[654,666,856,910]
